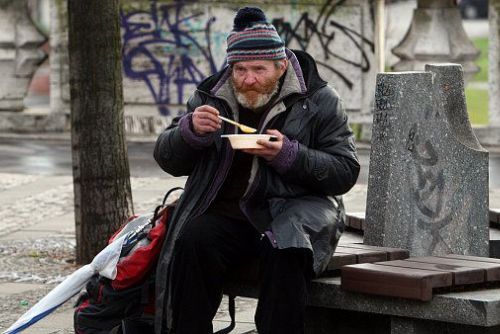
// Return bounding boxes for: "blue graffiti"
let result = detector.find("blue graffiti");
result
[121,2,218,115]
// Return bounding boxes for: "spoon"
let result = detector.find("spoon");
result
[218,115,257,134]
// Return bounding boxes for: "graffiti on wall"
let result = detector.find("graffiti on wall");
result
[407,124,454,254]
[272,0,373,90]
[120,0,374,115]
[121,2,218,115]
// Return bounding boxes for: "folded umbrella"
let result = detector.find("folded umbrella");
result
[2,214,153,334]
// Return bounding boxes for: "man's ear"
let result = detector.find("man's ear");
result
[281,59,289,73]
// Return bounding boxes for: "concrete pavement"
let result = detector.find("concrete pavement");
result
[0,171,264,333]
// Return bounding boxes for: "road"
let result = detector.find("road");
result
[0,137,498,188]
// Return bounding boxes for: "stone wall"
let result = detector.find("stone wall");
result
[0,0,46,111]
[50,0,376,134]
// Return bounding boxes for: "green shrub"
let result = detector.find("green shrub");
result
[465,87,489,125]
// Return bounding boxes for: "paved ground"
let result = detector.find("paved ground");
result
[0,171,263,333]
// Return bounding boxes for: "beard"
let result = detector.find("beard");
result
[231,76,280,110]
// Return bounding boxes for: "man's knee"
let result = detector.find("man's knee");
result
[175,219,213,252]
[260,241,312,275]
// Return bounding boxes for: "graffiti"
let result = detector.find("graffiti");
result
[375,81,397,111]
[406,123,417,152]
[373,111,389,141]
[409,126,452,253]
[121,1,218,115]
[120,0,374,115]
[272,0,374,89]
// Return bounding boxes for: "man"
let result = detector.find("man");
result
[154,7,359,334]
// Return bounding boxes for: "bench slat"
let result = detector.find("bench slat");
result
[490,208,500,225]
[328,253,357,271]
[335,246,388,263]
[341,263,452,301]
[440,254,500,264]
[346,212,365,230]
[375,259,484,285]
[408,256,500,281]
[341,243,409,261]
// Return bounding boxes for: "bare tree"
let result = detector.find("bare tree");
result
[68,0,133,264]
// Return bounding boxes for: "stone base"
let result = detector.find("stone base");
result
[305,308,390,334]
[304,309,500,334]
[474,126,500,146]
[0,109,68,133]
[0,99,26,111]
[0,106,175,135]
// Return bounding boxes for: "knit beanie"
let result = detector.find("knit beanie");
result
[226,7,286,65]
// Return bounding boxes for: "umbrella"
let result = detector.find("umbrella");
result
[2,214,153,334]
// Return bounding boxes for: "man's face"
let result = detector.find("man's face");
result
[231,59,288,110]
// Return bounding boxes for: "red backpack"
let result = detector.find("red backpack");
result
[74,187,182,334]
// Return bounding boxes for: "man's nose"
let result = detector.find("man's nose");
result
[243,74,256,85]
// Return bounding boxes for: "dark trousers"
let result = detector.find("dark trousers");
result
[170,212,312,334]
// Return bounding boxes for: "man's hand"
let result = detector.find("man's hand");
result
[243,129,284,161]
[192,105,222,135]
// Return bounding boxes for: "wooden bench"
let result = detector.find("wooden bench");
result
[345,212,365,231]
[341,254,500,301]
[228,243,409,283]
[491,208,500,226]
[226,248,500,333]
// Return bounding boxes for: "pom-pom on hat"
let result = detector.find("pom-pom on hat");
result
[226,7,286,65]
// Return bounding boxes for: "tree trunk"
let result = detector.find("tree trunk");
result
[68,0,133,264]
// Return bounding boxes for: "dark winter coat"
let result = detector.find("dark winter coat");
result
[153,49,360,333]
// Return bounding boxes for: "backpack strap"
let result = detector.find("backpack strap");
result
[214,294,236,334]
[152,187,184,225]
[162,187,184,206]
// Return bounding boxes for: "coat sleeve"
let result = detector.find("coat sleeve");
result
[278,87,360,196]
[153,91,214,176]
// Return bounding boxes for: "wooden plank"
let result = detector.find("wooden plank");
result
[335,246,388,263]
[490,208,500,225]
[342,243,409,261]
[375,259,484,285]
[440,254,500,264]
[346,212,365,230]
[408,256,500,282]
[341,263,452,301]
[328,252,357,271]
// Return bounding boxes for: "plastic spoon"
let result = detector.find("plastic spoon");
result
[218,115,257,134]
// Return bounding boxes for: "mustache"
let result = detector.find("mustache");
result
[233,84,268,94]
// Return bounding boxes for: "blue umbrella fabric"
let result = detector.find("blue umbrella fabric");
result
[2,214,153,334]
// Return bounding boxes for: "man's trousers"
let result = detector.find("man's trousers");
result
[169,212,312,334]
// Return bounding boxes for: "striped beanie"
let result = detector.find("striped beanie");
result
[226,7,286,65]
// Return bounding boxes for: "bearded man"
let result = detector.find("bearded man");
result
[153,7,360,334]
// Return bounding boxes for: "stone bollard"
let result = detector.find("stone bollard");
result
[364,64,489,257]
